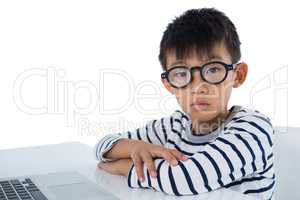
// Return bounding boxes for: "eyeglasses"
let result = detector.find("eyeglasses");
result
[161,61,237,88]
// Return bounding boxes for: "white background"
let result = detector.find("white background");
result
[0,0,299,150]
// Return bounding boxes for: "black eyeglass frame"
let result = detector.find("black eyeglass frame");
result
[161,61,238,88]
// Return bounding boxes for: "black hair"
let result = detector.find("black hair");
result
[158,8,241,71]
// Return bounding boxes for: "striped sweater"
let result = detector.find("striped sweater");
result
[94,105,275,200]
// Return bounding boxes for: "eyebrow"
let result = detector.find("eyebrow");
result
[169,55,224,67]
[207,55,224,61]
[171,60,186,66]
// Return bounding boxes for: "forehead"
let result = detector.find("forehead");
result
[165,43,232,70]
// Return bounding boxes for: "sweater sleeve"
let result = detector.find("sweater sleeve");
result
[127,114,275,196]
[94,117,170,162]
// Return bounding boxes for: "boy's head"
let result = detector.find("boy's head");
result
[159,8,248,125]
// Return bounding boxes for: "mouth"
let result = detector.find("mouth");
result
[191,100,210,111]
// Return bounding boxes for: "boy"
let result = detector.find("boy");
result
[94,8,275,200]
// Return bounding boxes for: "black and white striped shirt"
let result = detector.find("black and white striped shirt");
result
[94,105,275,200]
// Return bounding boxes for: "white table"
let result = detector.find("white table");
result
[0,142,258,200]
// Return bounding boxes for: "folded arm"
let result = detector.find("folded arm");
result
[94,118,170,162]
[127,115,275,196]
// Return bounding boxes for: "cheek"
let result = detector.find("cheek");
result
[216,83,233,106]
[203,83,231,107]
[174,90,191,107]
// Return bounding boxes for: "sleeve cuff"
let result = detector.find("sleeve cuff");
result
[94,134,123,162]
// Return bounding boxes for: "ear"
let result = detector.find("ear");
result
[161,78,175,94]
[233,62,248,88]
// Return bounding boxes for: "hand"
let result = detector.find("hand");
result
[130,140,188,182]
[98,158,133,177]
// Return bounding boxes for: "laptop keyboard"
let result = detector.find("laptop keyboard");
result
[0,178,48,200]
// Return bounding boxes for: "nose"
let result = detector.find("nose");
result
[190,72,209,94]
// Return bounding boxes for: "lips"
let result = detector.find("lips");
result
[191,100,210,111]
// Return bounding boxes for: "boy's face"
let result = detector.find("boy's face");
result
[162,42,248,123]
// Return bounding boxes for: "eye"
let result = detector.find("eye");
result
[174,71,188,77]
[206,66,222,75]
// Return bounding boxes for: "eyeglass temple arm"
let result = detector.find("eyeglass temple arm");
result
[161,73,167,79]
[228,63,239,70]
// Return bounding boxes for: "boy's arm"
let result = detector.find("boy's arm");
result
[127,115,275,196]
[94,118,169,162]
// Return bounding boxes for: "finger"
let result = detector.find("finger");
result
[132,155,145,182]
[169,149,188,161]
[154,148,178,166]
[98,162,114,173]
[141,152,157,178]
[98,162,109,169]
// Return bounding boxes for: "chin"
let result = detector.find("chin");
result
[190,110,219,122]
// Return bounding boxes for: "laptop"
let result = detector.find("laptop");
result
[0,171,119,200]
